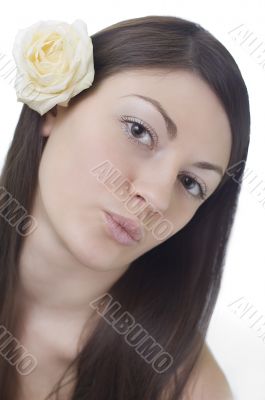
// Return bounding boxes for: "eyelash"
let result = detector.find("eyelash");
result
[178,172,207,200]
[119,115,208,201]
[120,115,159,149]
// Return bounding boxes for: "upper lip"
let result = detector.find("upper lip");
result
[105,210,143,241]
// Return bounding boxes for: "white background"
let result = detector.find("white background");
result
[0,1,264,399]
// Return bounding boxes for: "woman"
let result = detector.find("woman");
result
[0,15,250,400]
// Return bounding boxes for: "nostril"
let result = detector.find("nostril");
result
[135,193,146,204]
[129,193,147,213]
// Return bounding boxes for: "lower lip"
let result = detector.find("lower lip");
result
[103,212,139,246]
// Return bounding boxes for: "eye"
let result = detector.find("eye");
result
[119,115,159,150]
[179,172,208,200]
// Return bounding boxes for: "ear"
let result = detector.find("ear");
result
[40,105,58,137]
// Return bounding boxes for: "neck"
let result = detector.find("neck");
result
[16,193,129,320]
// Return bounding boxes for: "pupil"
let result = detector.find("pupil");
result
[132,122,144,135]
[185,177,193,188]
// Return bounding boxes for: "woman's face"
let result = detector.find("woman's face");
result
[38,69,232,271]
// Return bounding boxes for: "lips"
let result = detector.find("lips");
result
[105,211,143,241]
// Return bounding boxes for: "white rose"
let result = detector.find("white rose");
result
[12,19,95,115]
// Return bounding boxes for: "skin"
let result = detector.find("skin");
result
[187,343,235,399]
[15,69,232,399]
[162,343,234,400]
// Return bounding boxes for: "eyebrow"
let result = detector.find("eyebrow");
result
[120,93,178,139]
[192,161,223,177]
[119,93,224,178]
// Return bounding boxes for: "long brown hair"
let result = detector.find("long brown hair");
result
[0,15,250,399]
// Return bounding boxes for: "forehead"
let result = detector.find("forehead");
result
[92,69,233,170]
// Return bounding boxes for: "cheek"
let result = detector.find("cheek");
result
[128,201,199,253]
[38,123,132,222]
[161,199,199,238]
[84,131,135,191]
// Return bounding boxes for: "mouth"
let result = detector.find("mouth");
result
[103,210,143,246]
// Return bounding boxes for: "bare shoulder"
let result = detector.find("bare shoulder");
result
[183,342,234,400]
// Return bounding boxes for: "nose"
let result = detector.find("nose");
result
[131,158,179,213]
